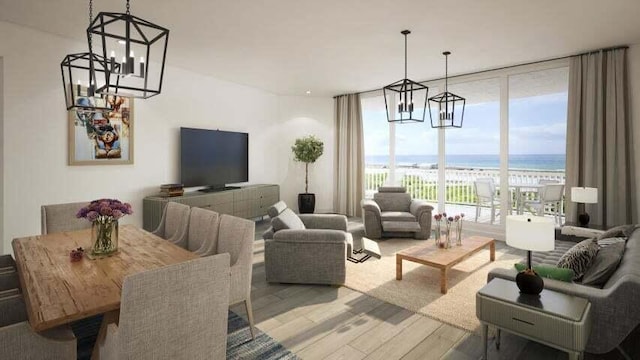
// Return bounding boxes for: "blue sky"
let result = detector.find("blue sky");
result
[363,92,568,156]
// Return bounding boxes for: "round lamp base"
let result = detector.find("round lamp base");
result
[515,269,544,295]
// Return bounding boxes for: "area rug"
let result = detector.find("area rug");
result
[73,311,299,360]
[345,234,521,333]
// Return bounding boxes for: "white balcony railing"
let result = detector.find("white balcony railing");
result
[365,166,566,217]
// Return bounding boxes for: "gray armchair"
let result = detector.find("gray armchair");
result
[263,201,352,285]
[361,187,433,239]
[0,295,76,359]
[97,254,231,360]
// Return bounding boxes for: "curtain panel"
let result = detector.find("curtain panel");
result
[334,94,364,217]
[566,48,636,227]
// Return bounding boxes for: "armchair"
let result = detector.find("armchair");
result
[263,201,352,285]
[361,187,433,239]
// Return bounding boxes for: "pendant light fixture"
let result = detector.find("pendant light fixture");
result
[88,0,169,99]
[428,51,466,128]
[383,30,429,123]
[61,0,119,116]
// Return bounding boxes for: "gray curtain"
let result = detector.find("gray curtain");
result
[334,94,364,217]
[566,48,635,227]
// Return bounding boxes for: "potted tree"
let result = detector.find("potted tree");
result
[292,135,324,213]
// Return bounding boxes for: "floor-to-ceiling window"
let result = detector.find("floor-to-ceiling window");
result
[444,78,500,223]
[508,67,569,224]
[362,94,391,197]
[361,61,569,232]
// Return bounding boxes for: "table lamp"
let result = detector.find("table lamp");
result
[571,187,598,227]
[506,215,555,295]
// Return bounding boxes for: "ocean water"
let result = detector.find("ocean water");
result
[366,154,565,171]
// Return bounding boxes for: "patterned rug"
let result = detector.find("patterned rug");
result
[72,311,299,360]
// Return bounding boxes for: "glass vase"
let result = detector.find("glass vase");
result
[435,222,442,247]
[89,218,119,258]
[445,224,452,249]
[456,220,463,246]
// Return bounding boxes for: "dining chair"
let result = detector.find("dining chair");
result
[187,207,256,339]
[0,254,16,273]
[474,178,500,224]
[0,294,77,359]
[151,202,191,249]
[0,272,20,299]
[41,201,91,234]
[97,254,231,360]
[217,213,256,339]
[524,183,565,224]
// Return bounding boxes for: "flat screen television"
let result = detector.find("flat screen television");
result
[180,127,249,191]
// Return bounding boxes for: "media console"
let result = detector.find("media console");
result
[142,184,279,231]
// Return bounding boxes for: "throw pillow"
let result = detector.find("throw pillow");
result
[557,238,599,280]
[581,241,625,287]
[271,208,306,232]
[514,263,574,282]
[597,224,639,241]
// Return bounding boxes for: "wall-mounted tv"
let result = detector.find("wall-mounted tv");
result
[180,127,249,191]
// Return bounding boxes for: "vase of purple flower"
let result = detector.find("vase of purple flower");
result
[77,199,133,258]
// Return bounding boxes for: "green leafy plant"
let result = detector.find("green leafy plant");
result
[292,135,324,193]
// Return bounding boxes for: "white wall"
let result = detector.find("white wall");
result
[629,43,640,221]
[0,21,335,253]
[276,96,335,213]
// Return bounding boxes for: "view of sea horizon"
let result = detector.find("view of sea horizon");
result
[365,154,565,171]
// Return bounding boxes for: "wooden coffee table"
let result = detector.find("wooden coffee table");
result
[396,236,495,294]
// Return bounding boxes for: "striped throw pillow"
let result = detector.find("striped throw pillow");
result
[557,238,599,280]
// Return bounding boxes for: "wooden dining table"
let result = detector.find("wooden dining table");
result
[11,224,199,358]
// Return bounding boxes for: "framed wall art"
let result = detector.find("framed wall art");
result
[68,95,134,165]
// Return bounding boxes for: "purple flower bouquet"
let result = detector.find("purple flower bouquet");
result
[77,199,133,258]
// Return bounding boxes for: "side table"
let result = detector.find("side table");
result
[476,278,592,360]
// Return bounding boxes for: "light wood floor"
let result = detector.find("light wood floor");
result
[232,220,636,360]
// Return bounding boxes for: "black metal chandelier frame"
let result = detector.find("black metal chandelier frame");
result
[61,0,119,114]
[383,30,429,124]
[428,51,466,128]
[88,0,169,99]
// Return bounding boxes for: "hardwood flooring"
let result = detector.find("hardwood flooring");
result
[238,220,637,360]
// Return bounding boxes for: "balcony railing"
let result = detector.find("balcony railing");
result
[365,166,566,217]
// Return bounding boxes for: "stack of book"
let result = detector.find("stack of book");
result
[160,184,184,197]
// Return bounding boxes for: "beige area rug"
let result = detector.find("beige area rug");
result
[345,235,521,333]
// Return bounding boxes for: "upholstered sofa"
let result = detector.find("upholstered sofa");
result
[488,225,640,355]
[263,201,352,285]
[361,187,434,239]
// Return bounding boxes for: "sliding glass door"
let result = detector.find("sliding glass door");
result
[361,60,569,234]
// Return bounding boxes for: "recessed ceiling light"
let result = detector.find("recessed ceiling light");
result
[118,40,126,45]
[305,90,311,95]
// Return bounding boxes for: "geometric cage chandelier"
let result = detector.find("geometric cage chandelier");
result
[61,0,119,115]
[383,30,429,124]
[428,51,466,128]
[88,0,169,99]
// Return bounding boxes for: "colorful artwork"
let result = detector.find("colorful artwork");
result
[68,95,133,165]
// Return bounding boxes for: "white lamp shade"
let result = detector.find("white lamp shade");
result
[506,215,555,252]
[571,187,598,204]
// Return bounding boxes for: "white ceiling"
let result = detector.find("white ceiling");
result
[1,0,639,96]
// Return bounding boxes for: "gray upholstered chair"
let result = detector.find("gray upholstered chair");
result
[151,202,190,248]
[0,294,76,359]
[0,255,16,273]
[361,187,433,239]
[187,207,256,339]
[0,272,20,299]
[41,201,91,234]
[263,201,352,285]
[97,254,231,360]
